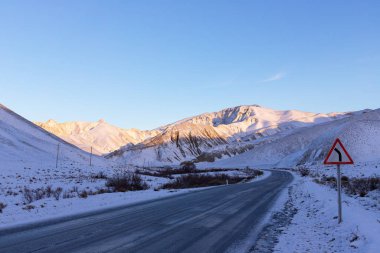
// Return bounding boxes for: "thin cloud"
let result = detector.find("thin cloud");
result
[261,72,286,83]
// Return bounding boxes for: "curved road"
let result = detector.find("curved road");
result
[0,170,293,253]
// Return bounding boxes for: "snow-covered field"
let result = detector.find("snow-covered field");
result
[305,160,380,179]
[275,173,380,253]
[0,183,191,229]
[0,167,268,229]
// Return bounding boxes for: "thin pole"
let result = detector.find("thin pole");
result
[90,146,92,167]
[56,143,60,168]
[337,164,342,223]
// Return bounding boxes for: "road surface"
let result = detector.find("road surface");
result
[0,170,293,253]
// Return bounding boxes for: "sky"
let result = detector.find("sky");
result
[0,0,379,130]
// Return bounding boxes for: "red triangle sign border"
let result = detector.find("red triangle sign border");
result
[323,138,354,165]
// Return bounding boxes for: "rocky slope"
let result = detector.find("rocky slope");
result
[108,105,347,166]
[210,109,379,168]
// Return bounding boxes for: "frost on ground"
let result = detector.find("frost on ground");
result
[273,174,380,253]
[0,164,179,228]
[250,186,297,253]
[0,164,266,229]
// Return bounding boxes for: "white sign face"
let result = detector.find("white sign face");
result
[324,139,354,165]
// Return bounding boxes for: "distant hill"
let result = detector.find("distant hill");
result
[35,119,159,155]
[0,103,105,170]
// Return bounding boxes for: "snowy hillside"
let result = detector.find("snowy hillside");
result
[210,109,380,168]
[35,119,159,155]
[108,105,347,166]
[0,104,106,170]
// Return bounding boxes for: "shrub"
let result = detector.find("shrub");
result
[79,190,88,199]
[0,202,7,213]
[23,187,34,204]
[106,172,149,192]
[317,175,380,197]
[243,168,264,178]
[46,185,53,198]
[161,173,245,189]
[341,176,350,187]
[22,204,35,211]
[63,191,75,199]
[95,188,112,194]
[137,167,244,179]
[345,177,380,197]
[91,172,107,179]
[53,187,63,200]
[35,188,46,200]
[299,167,310,177]
[179,161,196,171]
[22,186,63,203]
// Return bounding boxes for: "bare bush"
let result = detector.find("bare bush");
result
[63,191,76,199]
[106,172,149,192]
[91,171,107,180]
[0,202,7,213]
[95,188,112,194]
[345,177,380,197]
[53,187,63,200]
[35,188,46,200]
[299,167,310,177]
[79,190,88,198]
[137,167,241,178]
[23,187,34,204]
[316,176,380,197]
[161,173,244,189]
[22,186,63,203]
[22,204,35,211]
[242,168,264,178]
[179,161,196,171]
[46,185,53,198]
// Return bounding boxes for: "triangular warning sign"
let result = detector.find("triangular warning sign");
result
[324,138,354,165]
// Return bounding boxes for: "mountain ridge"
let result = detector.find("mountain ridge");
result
[106,105,348,166]
[35,119,160,155]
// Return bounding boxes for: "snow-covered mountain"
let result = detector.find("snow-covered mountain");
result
[210,109,380,168]
[35,119,159,155]
[108,105,347,166]
[3,102,378,169]
[0,104,106,171]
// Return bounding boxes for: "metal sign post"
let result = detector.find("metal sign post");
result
[337,164,342,223]
[324,138,354,224]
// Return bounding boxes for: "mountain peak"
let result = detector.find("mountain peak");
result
[46,119,58,125]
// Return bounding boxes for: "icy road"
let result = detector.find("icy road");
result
[0,171,293,253]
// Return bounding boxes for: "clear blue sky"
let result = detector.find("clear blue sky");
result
[0,0,379,129]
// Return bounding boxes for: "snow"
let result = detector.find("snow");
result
[0,103,265,230]
[306,161,380,179]
[275,174,380,253]
[1,102,380,253]
[0,187,194,229]
[0,103,108,169]
[207,109,380,168]
[0,167,268,229]
[107,105,347,166]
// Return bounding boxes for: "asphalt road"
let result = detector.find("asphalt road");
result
[0,170,293,253]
